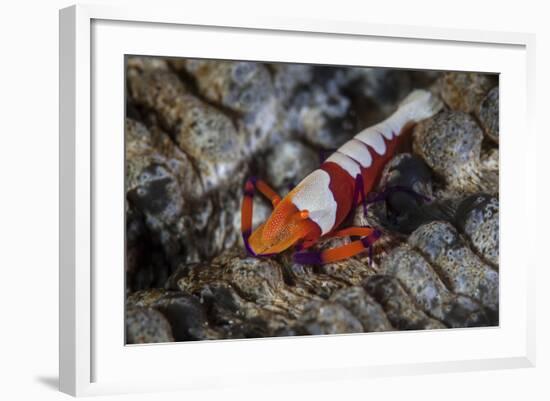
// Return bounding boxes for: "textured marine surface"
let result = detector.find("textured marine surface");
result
[125,57,499,343]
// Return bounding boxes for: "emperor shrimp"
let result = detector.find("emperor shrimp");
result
[240,89,443,264]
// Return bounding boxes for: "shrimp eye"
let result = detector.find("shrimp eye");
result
[299,210,309,220]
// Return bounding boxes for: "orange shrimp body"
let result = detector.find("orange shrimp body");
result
[241,90,443,264]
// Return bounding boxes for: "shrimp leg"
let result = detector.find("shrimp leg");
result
[241,177,281,256]
[293,228,381,265]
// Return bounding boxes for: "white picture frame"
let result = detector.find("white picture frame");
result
[59,3,536,397]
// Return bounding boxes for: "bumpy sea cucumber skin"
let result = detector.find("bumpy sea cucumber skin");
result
[379,244,495,327]
[413,111,488,193]
[363,275,447,331]
[477,87,499,143]
[438,72,496,114]
[454,194,500,268]
[127,66,248,192]
[408,221,499,311]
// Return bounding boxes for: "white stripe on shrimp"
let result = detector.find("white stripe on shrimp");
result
[291,169,337,235]
[355,128,387,155]
[338,139,373,168]
[325,152,362,178]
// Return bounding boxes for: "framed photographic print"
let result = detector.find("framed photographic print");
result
[59,3,536,397]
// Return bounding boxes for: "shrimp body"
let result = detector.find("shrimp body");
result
[242,90,443,264]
